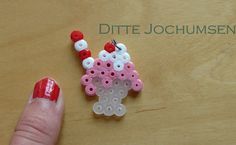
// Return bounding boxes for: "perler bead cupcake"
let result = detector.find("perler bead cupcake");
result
[70,30,143,117]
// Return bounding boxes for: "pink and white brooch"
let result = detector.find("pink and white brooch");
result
[70,30,143,117]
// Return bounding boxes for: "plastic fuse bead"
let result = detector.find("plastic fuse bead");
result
[70,30,143,117]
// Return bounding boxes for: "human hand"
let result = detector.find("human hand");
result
[10,77,64,145]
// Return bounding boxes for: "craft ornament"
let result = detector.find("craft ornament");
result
[70,30,143,117]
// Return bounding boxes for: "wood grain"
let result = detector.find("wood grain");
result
[0,0,236,145]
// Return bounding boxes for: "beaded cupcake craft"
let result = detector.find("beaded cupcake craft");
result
[70,30,143,117]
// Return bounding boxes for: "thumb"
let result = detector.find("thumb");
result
[10,77,64,145]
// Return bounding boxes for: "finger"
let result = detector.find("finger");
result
[10,77,64,145]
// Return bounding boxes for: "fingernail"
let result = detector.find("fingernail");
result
[33,77,60,102]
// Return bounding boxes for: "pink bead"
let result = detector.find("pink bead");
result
[86,68,98,77]
[128,70,139,81]
[124,62,135,71]
[94,59,104,69]
[132,79,143,91]
[85,84,96,96]
[108,70,117,79]
[117,70,128,80]
[104,60,113,70]
[102,77,112,88]
[98,69,108,78]
[80,75,92,86]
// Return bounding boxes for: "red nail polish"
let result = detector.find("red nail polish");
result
[33,77,60,102]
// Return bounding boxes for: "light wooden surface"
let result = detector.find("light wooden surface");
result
[1,0,236,145]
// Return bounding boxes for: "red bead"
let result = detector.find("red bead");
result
[104,42,115,53]
[70,30,84,42]
[77,49,91,61]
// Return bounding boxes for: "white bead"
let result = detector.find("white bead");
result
[114,104,126,117]
[111,97,121,105]
[104,105,114,116]
[98,50,111,61]
[115,43,127,54]
[93,102,104,115]
[116,88,128,98]
[74,39,88,51]
[118,52,131,63]
[110,51,119,62]
[82,57,94,69]
[113,60,124,71]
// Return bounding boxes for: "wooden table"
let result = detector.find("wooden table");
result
[1,0,236,145]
